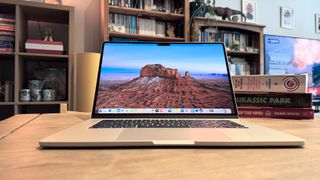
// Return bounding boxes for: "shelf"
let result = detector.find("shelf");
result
[17,101,68,105]
[227,50,259,56]
[19,4,72,24]
[0,102,15,106]
[0,52,15,56]
[109,6,185,21]
[109,32,185,41]
[194,17,265,33]
[0,0,74,116]
[17,52,69,59]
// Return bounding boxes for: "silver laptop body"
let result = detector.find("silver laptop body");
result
[39,42,305,147]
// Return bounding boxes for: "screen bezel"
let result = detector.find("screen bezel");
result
[91,42,239,119]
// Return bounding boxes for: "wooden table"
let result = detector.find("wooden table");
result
[0,113,320,180]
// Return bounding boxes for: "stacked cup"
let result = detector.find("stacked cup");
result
[20,80,57,102]
[28,80,43,101]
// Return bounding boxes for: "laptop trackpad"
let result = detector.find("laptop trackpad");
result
[117,129,230,141]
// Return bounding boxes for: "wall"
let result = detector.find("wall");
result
[215,0,320,39]
[62,0,101,54]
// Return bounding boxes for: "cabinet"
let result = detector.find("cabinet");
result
[0,0,74,119]
[191,17,265,75]
[101,0,190,42]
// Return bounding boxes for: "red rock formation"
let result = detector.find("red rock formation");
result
[140,64,181,79]
[95,64,234,109]
[185,71,190,79]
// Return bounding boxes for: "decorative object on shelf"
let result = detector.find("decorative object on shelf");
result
[151,0,166,12]
[190,0,245,22]
[166,23,175,37]
[33,68,67,101]
[42,28,54,41]
[25,39,64,54]
[43,89,56,101]
[30,89,42,101]
[242,0,256,23]
[176,7,184,14]
[231,15,239,22]
[316,14,320,33]
[28,80,43,90]
[108,24,125,33]
[190,0,207,17]
[280,6,294,29]
[213,7,246,22]
[20,89,31,102]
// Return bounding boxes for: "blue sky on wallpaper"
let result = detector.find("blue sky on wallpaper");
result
[100,43,228,80]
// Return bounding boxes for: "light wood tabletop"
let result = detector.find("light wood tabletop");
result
[0,113,319,180]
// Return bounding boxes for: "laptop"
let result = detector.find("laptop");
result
[39,42,305,147]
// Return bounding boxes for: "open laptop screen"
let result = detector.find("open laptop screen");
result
[92,42,237,117]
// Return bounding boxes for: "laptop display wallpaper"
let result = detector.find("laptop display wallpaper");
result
[95,43,236,114]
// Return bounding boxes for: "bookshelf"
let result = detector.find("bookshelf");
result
[101,1,265,74]
[192,17,265,75]
[101,0,190,42]
[0,0,74,120]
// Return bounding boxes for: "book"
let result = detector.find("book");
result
[0,17,15,23]
[25,39,64,54]
[232,74,308,93]
[0,14,14,19]
[229,63,245,76]
[229,57,250,75]
[4,81,14,102]
[0,36,15,41]
[235,92,312,108]
[0,47,13,52]
[0,31,15,36]
[0,25,15,31]
[238,107,314,120]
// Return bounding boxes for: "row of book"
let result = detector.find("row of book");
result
[109,13,183,37]
[0,81,14,102]
[109,0,180,13]
[199,27,255,52]
[0,14,15,53]
[229,57,251,76]
[232,74,314,120]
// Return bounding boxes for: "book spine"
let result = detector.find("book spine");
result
[0,26,15,31]
[235,93,312,108]
[25,49,63,55]
[25,43,63,51]
[0,14,15,19]
[238,107,314,119]
[4,81,14,102]
[0,47,13,52]
[0,31,15,36]
[232,74,307,93]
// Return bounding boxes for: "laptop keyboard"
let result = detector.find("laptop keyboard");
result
[90,120,247,128]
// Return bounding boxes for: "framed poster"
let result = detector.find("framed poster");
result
[316,14,320,33]
[281,7,294,29]
[242,0,257,23]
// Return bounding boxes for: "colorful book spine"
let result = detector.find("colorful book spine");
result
[231,74,308,93]
[238,107,314,119]
[235,92,312,108]
[0,47,13,52]
[0,17,15,23]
